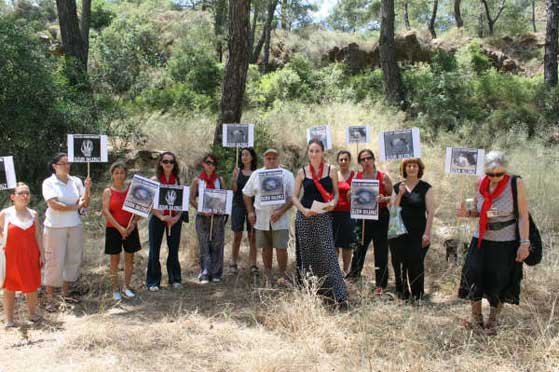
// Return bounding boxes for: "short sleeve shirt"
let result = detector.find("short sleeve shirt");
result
[242,167,294,231]
[42,174,85,228]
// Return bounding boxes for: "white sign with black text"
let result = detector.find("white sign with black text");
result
[154,184,190,212]
[379,128,421,161]
[258,169,285,206]
[122,175,159,218]
[350,179,380,220]
[198,187,233,215]
[346,125,370,145]
[222,124,255,148]
[0,156,17,190]
[444,147,485,176]
[67,134,109,163]
[306,125,332,150]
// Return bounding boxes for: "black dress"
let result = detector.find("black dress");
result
[231,171,252,232]
[390,180,431,300]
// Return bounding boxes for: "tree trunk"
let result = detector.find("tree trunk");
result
[214,0,251,145]
[214,0,227,62]
[249,2,260,52]
[429,0,438,39]
[252,25,266,63]
[55,0,87,70]
[481,0,506,36]
[532,0,537,32]
[478,1,484,37]
[544,0,559,86]
[454,0,463,28]
[280,0,288,30]
[80,0,91,65]
[403,1,411,30]
[262,0,279,73]
[379,0,405,107]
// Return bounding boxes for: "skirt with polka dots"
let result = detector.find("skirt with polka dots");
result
[295,211,348,302]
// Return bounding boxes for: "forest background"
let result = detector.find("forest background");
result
[1,0,559,370]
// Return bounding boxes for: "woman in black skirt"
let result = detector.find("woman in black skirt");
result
[457,151,530,335]
[292,139,348,305]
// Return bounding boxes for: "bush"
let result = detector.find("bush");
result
[90,0,116,30]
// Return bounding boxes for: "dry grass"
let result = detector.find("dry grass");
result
[1,102,558,371]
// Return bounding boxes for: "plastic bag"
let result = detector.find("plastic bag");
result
[387,206,408,240]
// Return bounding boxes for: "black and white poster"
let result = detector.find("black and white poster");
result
[0,156,16,191]
[154,184,190,212]
[67,134,109,163]
[306,125,332,150]
[379,128,421,161]
[259,169,285,206]
[346,125,370,144]
[445,147,485,176]
[350,179,379,220]
[198,187,233,215]
[222,124,255,148]
[123,175,159,218]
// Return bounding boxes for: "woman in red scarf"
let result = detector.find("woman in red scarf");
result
[190,154,226,284]
[457,151,530,335]
[292,139,348,307]
[147,152,184,291]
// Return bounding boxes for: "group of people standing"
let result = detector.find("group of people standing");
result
[1,143,532,336]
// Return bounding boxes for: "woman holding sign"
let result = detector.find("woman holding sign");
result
[292,139,348,306]
[102,162,141,300]
[190,154,226,284]
[457,151,529,336]
[390,158,434,302]
[42,153,91,309]
[147,152,183,291]
[1,183,42,327]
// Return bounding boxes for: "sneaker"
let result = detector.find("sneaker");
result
[112,291,122,301]
[199,275,209,284]
[172,282,183,289]
[148,286,160,292]
[123,288,136,298]
[250,265,259,276]
[4,320,16,328]
[229,264,239,275]
[29,313,43,323]
[211,277,222,283]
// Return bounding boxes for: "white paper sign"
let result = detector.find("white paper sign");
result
[198,188,233,215]
[346,125,370,145]
[222,124,255,148]
[379,128,421,161]
[350,179,380,220]
[258,169,285,206]
[154,184,190,212]
[310,200,331,214]
[306,125,332,150]
[0,156,17,190]
[445,147,485,176]
[68,134,109,163]
[122,175,159,218]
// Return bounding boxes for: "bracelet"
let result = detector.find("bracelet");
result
[519,239,530,244]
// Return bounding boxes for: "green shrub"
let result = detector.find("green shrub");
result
[468,41,492,75]
[90,0,116,30]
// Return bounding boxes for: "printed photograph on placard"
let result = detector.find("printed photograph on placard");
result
[379,128,421,161]
[122,175,158,218]
[199,188,233,215]
[67,134,109,163]
[0,156,17,190]
[346,126,370,144]
[259,169,285,206]
[445,147,485,176]
[350,179,379,220]
[306,125,332,150]
[222,124,255,148]
[154,184,190,211]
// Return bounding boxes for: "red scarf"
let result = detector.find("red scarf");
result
[310,162,333,202]
[199,171,218,189]
[159,173,177,216]
[478,175,510,247]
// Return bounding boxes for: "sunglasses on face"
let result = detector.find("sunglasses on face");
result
[338,158,350,162]
[55,162,70,166]
[486,172,505,177]
[204,160,216,166]
[359,156,374,162]
[161,159,175,165]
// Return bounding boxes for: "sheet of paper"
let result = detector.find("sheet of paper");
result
[310,200,331,214]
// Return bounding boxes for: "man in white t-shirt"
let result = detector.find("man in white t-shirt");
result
[243,149,294,286]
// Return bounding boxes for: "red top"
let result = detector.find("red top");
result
[107,188,133,228]
[356,170,388,209]
[334,171,355,212]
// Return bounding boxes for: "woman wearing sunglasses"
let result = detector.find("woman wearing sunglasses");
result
[146,152,184,291]
[457,151,530,336]
[190,154,226,284]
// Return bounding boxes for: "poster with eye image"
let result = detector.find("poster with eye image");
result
[222,124,255,148]
[379,128,421,161]
[258,169,285,206]
[0,156,17,191]
[350,179,379,220]
[154,184,190,212]
[346,125,370,145]
[67,134,108,163]
[122,175,159,218]
[306,125,332,150]
[445,147,485,176]
[198,187,233,215]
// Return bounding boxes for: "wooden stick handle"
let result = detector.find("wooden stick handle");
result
[87,162,90,179]
[361,219,365,245]
[209,215,214,242]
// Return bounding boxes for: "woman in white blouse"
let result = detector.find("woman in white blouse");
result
[42,153,91,310]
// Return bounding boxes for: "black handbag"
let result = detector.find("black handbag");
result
[511,175,542,266]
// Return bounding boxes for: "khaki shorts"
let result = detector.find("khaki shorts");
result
[43,225,84,287]
[255,229,289,249]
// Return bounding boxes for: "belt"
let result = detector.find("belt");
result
[487,219,516,231]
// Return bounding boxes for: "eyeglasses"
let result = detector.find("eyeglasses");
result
[338,158,350,162]
[204,160,216,166]
[359,156,374,162]
[15,191,30,196]
[55,162,70,166]
[485,172,505,177]
[161,160,176,165]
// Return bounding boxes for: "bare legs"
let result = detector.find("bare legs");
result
[336,247,352,274]
[110,252,135,291]
[3,290,39,326]
[469,300,503,335]
[231,230,257,269]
